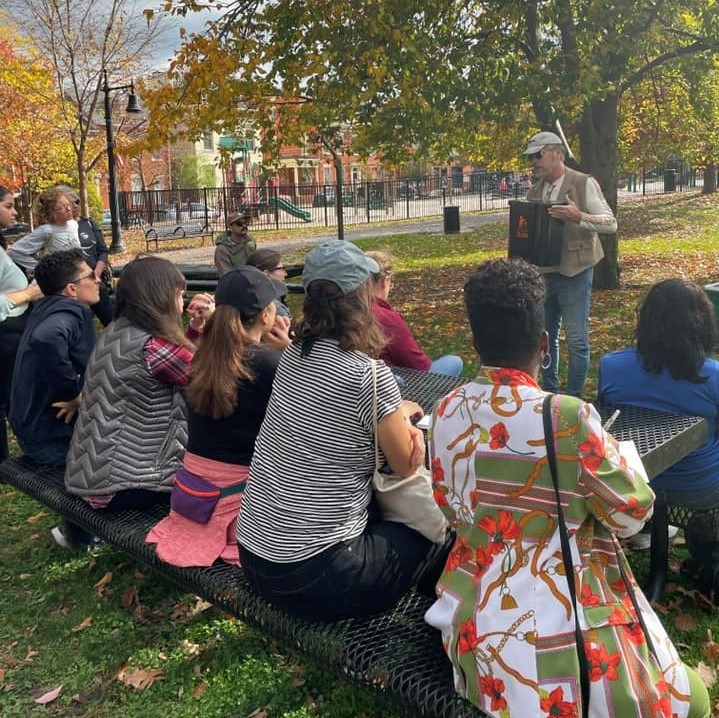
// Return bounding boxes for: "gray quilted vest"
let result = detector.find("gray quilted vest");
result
[65,317,188,496]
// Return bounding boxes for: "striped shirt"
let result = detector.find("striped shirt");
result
[237,338,401,562]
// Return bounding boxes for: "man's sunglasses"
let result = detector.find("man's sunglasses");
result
[527,150,545,161]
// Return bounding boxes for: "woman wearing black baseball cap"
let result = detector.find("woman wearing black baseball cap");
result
[147,266,290,567]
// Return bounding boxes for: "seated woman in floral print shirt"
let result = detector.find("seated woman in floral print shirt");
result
[425,258,709,718]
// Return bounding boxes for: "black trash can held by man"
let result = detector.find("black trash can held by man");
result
[663,169,677,193]
[443,206,460,234]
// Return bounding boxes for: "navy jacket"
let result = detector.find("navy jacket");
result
[9,295,96,443]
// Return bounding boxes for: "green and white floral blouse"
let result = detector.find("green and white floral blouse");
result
[425,367,691,718]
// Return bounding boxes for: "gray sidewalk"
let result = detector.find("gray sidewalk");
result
[117,210,507,268]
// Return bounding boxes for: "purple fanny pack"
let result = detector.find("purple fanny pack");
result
[170,467,246,524]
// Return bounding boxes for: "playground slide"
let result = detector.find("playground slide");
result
[269,197,312,222]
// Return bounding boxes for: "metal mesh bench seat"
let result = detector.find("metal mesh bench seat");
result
[0,456,485,718]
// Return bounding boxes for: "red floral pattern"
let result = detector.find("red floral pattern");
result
[487,367,539,388]
[458,618,482,654]
[579,584,600,607]
[586,643,622,681]
[489,422,510,450]
[473,546,495,582]
[446,536,474,571]
[579,432,605,472]
[478,510,521,554]
[480,675,508,711]
[539,686,577,717]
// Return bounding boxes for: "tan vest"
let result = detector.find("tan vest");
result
[526,166,604,277]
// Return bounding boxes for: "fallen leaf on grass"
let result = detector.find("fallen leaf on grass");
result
[71,617,93,633]
[695,661,717,688]
[34,685,62,704]
[0,668,6,682]
[246,707,269,718]
[26,511,46,524]
[191,681,208,698]
[116,665,164,691]
[94,572,113,596]
[24,648,38,662]
[121,585,139,609]
[674,613,697,631]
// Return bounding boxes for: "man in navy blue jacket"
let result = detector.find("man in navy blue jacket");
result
[9,248,99,467]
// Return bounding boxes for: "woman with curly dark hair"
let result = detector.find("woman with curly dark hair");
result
[237,239,452,621]
[599,278,719,559]
[427,259,708,718]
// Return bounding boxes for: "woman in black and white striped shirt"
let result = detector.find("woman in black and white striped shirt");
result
[237,240,452,622]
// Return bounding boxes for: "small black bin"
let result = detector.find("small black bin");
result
[443,205,460,234]
[663,169,677,193]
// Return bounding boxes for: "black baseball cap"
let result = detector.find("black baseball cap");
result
[215,266,281,319]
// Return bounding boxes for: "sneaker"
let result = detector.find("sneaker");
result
[627,525,679,550]
[51,525,73,550]
[50,523,101,552]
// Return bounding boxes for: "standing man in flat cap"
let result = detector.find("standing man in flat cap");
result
[522,131,617,398]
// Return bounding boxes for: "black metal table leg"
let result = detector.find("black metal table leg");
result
[644,492,669,601]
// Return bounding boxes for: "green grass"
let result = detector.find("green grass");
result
[3,191,719,716]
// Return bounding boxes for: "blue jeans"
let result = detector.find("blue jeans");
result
[542,268,593,397]
[429,355,464,377]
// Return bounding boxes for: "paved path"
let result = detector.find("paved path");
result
[117,210,507,268]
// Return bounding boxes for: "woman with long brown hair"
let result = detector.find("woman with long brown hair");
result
[146,266,289,567]
[237,240,453,622]
[60,257,214,548]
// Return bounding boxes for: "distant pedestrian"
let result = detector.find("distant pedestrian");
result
[214,213,256,277]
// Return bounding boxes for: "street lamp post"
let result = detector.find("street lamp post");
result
[102,70,142,254]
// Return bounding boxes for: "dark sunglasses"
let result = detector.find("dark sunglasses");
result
[527,150,544,161]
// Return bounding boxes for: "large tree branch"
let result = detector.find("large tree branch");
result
[620,40,713,93]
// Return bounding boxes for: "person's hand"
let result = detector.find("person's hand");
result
[262,315,292,350]
[187,293,215,331]
[51,394,81,424]
[547,196,582,223]
[401,400,424,425]
[408,425,426,472]
[26,284,43,302]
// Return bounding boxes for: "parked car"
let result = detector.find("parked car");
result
[159,202,219,221]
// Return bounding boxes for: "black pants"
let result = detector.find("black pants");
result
[0,314,29,461]
[240,520,454,622]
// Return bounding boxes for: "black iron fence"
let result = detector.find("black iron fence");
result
[118,167,706,234]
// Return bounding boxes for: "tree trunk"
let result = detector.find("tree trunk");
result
[76,147,89,217]
[702,164,717,194]
[577,95,620,290]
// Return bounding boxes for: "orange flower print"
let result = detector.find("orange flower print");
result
[579,433,605,472]
[585,642,621,681]
[611,577,627,593]
[480,675,508,712]
[617,496,645,519]
[489,422,510,450]
[431,457,445,483]
[458,618,482,654]
[624,623,646,645]
[607,607,626,625]
[579,584,600,607]
[489,367,516,386]
[651,678,673,718]
[478,510,521,554]
[473,546,494,582]
[469,488,481,508]
[539,686,578,717]
[445,536,474,571]
[436,396,450,417]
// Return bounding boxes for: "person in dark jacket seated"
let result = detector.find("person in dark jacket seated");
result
[9,248,99,467]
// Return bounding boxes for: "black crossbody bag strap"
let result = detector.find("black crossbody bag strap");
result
[542,394,590,718]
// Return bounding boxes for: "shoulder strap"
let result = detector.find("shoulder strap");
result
[542,394,590,718]
[370,359,381,472]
